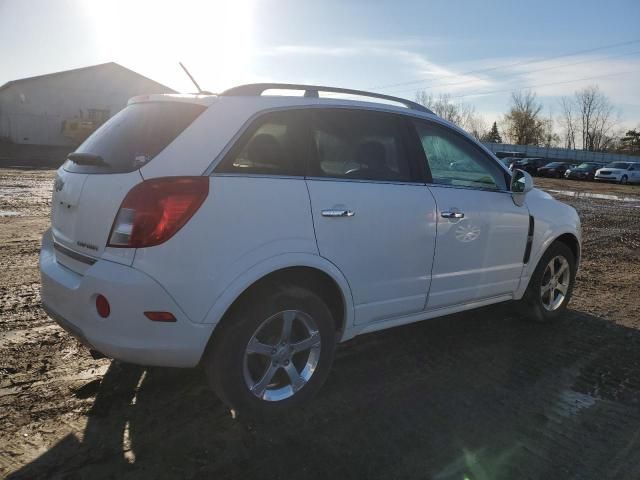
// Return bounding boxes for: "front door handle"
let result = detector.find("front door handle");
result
[322,209,355,218]
[441,210,464,219]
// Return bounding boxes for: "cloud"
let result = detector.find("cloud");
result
[253,41,640,127]
[256,40,496,93]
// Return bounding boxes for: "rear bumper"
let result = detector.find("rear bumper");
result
[39,229,214,367]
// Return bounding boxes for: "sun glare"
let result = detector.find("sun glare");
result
[80,0,254,92]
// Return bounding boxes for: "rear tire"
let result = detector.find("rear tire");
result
[203,283,336,418]
[620,175,629,185]
[518,242,576,323]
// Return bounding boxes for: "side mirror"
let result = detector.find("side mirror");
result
[511,169,533,206]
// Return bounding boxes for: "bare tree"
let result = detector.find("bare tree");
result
[560,85,618,151]
[415,91,485,139]
[541,110,560,148]
[559,97,577,149]
[501,91,547,145]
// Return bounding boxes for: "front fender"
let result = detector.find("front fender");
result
[514,188,581,298]
[201,252,355,340]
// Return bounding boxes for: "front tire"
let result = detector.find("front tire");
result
[519,242,576,322]
[204,284,337,417]
[620,175,629,185]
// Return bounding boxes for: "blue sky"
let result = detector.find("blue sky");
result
[1,0,639,130]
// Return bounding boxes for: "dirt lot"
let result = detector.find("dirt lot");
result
[1,168,640,479]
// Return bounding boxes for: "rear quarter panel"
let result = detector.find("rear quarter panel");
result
[132,176,320,323]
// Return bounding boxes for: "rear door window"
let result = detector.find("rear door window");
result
[308,109,415,182]
[64,102,206,174]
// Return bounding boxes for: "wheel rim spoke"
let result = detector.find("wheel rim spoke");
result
[548,260,555,277]
[246,338,275,356]
[284,363,306,392]
[556,261,568,278]
[251,363,279,398]
[280,311,295,343]
[557,282,568,294]
[291,331,321,353]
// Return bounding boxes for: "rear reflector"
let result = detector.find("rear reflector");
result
[144,311,177,322]
[96,295,110,318]
[107,177,208,248]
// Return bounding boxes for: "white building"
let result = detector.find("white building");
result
[0,62,175,147]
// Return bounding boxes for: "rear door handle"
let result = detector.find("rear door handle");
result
[441,210,464,219]
[322,209,355,218]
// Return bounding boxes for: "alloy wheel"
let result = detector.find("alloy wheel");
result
[540,255,571,311]
[243,310,321,402]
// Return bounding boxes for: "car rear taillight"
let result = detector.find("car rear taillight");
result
[108,177,208,248]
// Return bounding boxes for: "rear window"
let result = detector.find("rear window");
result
[63,102,206,174]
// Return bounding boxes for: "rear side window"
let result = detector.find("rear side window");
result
[216,110,308,176]
[64,102,206,174]
[308,109,413,182]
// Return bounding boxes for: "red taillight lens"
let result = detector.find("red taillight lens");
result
[108,177,208,248]
[96,295,110,318]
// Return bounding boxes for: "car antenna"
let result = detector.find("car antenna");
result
[179,62,213,95]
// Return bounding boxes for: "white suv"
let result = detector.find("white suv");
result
[594,162,640,184]
[40,84,581,415]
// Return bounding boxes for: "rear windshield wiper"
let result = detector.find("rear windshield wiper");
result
[67,153,109,167]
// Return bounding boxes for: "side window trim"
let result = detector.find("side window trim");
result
[411,118,509,192]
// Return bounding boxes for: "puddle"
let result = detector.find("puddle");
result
[554,389,598,418]
[0,210,20,217]
[546,189,640,204]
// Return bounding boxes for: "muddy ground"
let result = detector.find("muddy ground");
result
[1,168,639,479]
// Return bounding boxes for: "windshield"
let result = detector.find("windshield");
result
[608,162,631,169]
[64,102,206,174]
[545,162,563,167]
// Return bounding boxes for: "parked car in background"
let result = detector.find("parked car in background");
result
[499,156,520,168]
[595,162,640,184]
[510,158,549,176]
[40,83,581,416]
[537,162,572,178]
[564,163,604,181]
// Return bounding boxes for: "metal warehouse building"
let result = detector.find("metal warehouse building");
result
[0,62,175,147]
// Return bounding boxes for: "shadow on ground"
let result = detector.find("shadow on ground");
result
[9,305,640,480]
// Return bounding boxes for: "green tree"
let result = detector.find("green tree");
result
[620,129,640,155]
[482,122,502,143]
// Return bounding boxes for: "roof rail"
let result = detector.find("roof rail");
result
[221,83,433,114]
